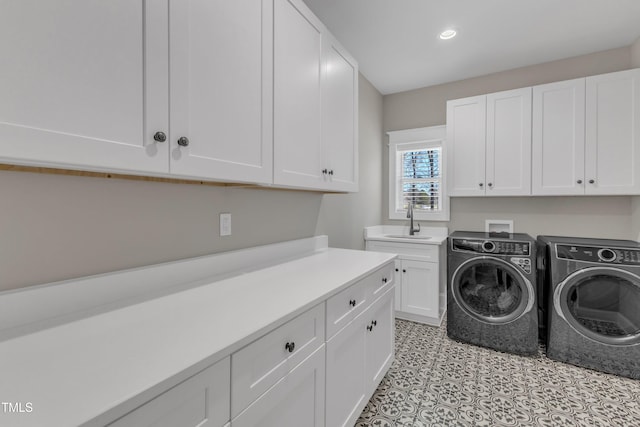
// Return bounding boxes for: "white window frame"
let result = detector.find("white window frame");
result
[388,125,449,221]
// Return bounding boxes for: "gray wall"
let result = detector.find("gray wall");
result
[632,36,640,68]
[383,46,638,240]
[0,171,323,292]
[316,74,384,249]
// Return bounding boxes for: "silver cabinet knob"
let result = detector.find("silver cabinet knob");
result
[177,137,190,147]
[153,131,166,143]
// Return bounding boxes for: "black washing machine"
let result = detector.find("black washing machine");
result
[538,236,640,379]
[447,231,538,355]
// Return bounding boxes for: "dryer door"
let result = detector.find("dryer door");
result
[555,267,640,345]
[451,256,535,324]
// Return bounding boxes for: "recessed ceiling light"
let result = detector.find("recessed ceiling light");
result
[439,29,457,40]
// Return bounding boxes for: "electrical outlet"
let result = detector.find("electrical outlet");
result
[220,213,231,236]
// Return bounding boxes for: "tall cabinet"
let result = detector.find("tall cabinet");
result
[447,88,532,196]
[273,0,358,192]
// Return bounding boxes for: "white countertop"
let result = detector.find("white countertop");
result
[364,225,449,245]
[0,246,395,427]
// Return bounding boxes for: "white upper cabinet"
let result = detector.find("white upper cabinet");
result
[1,0,358,191]
[0,0,169,174]
[273,0,324,189]
[532,69,640,195]
[585,68,640,195]
[0,0,272,183]
[446,95,487,196]
[168,0,273,184]
[321,35,359,192]
[273,0,358,192]
[447,88,531,196]
[486,88,532,195]
[532,78,586,195]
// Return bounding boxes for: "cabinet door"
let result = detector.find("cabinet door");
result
[109,357,230,427]
[585,68,640,195]
[325,314,367,427]
[532,78,586,195]
[169,0,272,183]
[400,260,439,318]
[0,0,168,174]
[486,88,532,195]
[364,290,395,394]
[232,346,325,427]
[273,0,324,189]
[446,96,487,196]
[322,35,359,192]
[393,260,403,311]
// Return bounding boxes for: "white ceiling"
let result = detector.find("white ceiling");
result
[302,0,640,95]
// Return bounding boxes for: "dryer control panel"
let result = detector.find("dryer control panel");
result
[556,244,640,265]
[452,238,531,256]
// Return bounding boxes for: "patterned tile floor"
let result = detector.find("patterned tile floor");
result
[356,319,640,427]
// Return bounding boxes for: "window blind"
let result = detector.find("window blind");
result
[399,148,441,211]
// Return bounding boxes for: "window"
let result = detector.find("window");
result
[388,126,449,221]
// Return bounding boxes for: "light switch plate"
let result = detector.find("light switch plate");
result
[220,213,231,236]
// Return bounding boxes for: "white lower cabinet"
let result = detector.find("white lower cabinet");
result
[109,261,395,427]
[326,289,395,427]
[364,290,395,391]
[231,346,325,427]
[231,303,325,417]
[325,313,367,427]
[398,259,439,319]
[108,357,230,427]
[366,240,446,327]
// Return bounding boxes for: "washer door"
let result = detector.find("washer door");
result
[555,267,640,345]
[451,256,535,324]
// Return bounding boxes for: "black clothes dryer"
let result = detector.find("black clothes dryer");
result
[538,236,640,379]
[447,231,538,355]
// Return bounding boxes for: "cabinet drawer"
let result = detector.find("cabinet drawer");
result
[326,277,368,339]
[231,303,325,417]
[109,357,230,427]
[231,345,325,427]
[367,241,439,261]
[366,263,395,301]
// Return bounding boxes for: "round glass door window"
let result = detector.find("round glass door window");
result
[452,258,532,324]
[558,268,640,345]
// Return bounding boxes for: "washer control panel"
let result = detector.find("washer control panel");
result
[452,238,531,256]
[556,244,640,265]
[510,257,532,274]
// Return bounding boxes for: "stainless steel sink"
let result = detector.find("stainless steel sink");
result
[384,234,431,240]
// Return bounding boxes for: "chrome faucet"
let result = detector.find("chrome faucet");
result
[407,202,421,235]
